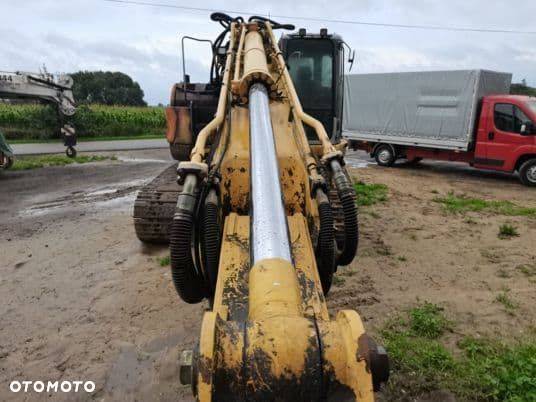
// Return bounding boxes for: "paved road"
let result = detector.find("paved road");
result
[12,138,168,155]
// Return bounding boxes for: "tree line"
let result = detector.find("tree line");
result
[71,71,146,106]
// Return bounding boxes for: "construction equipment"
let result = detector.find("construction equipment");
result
[0,70,77,159]
[134,18,356,247]
[136,13,388,401]
[0,131,14,169]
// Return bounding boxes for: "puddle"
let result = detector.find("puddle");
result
[19,178,150,217]
[346,160,372,169]
[345,151,375,169]
[116,156,173,164]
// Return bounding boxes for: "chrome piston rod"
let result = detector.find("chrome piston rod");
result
[249,83,292,264]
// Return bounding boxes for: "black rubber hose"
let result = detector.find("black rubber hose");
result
[169,174,205,304]
[202,190,221,295]
[170,213,205,303]
[331,161,359,266]
[316,190,336,295]
[338,189,359,266]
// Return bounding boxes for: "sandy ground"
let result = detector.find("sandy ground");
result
[0,149,534,401]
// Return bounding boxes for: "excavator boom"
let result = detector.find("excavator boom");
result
[136,13,389,401]
[0,71,77,158]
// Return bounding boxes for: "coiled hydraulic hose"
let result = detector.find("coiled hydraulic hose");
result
[330,160,359,266]
[202,189,220,295]
[170,174,205,304]
[316,189,336,294]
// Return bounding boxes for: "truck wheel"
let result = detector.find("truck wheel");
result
[375,145,396,167]
[66,146,77,158]
[519,158,536,187]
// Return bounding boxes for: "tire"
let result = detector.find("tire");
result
[519,158,536,187]
[374,145,396,167]
[66,146,77,158]
[3,156,13,169]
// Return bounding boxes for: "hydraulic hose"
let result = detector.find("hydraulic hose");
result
[316,189,336,294]
[330,160,359,266]
[202,189,220,294]
[170,174,205,304]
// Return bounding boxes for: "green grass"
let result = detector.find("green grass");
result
[381,303,536,401]
[409,303,450,339]
[0,103,165,140]
[433,193,536,217]
[516,263,536,277]
[157,255,170,267]
[332,275,346,287]
[495,291,519,312]
[8,133,163,144]
[498,224,520,239]
[11,154,115,170]
[354,181,388,206]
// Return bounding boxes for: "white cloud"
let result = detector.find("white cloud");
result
[2,0,536,104]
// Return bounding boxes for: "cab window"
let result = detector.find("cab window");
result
[494,103,532,133]
[286,39,334,109]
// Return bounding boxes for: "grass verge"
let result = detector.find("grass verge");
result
[433,193,536,217]
[11,154,115,170]
[354,182,388,206]
[8,134,163,144]
[157,255,170,267]
[380,302,536,401]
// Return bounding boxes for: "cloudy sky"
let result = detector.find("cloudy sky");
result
[4,0,536,105]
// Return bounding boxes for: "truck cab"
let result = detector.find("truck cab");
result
[279,29,347,144]
[474,95,536,184]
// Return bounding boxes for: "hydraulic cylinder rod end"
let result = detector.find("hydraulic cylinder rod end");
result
[249,83,292,264]
[238,30,274,97]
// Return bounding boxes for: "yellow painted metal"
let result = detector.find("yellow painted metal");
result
[190,21,375,401]
[249,258,302,320]
[190,23,237,164]
[233,25,246,83]
[238,28,274,97]
[264,22,337,157]
[197,212,374,400]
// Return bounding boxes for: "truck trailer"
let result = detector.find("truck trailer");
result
[343,70,536,186]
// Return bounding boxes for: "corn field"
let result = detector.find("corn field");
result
[0,103,166,139]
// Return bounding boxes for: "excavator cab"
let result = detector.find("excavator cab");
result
[280,29,352,144]
[166,26,353,161]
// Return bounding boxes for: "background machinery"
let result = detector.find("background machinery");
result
[0,131,14,169]
[134,13,388,401]
[0,70,77,161]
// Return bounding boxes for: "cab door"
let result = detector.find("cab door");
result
[486,102,534,171]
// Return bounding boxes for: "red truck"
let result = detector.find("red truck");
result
[343,70,536,186]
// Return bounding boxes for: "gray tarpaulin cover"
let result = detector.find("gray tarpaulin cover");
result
[343,70,512,150]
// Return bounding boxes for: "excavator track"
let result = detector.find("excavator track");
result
[133,164,180,243]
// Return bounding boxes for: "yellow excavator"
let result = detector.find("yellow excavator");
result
[134,13,388,401]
